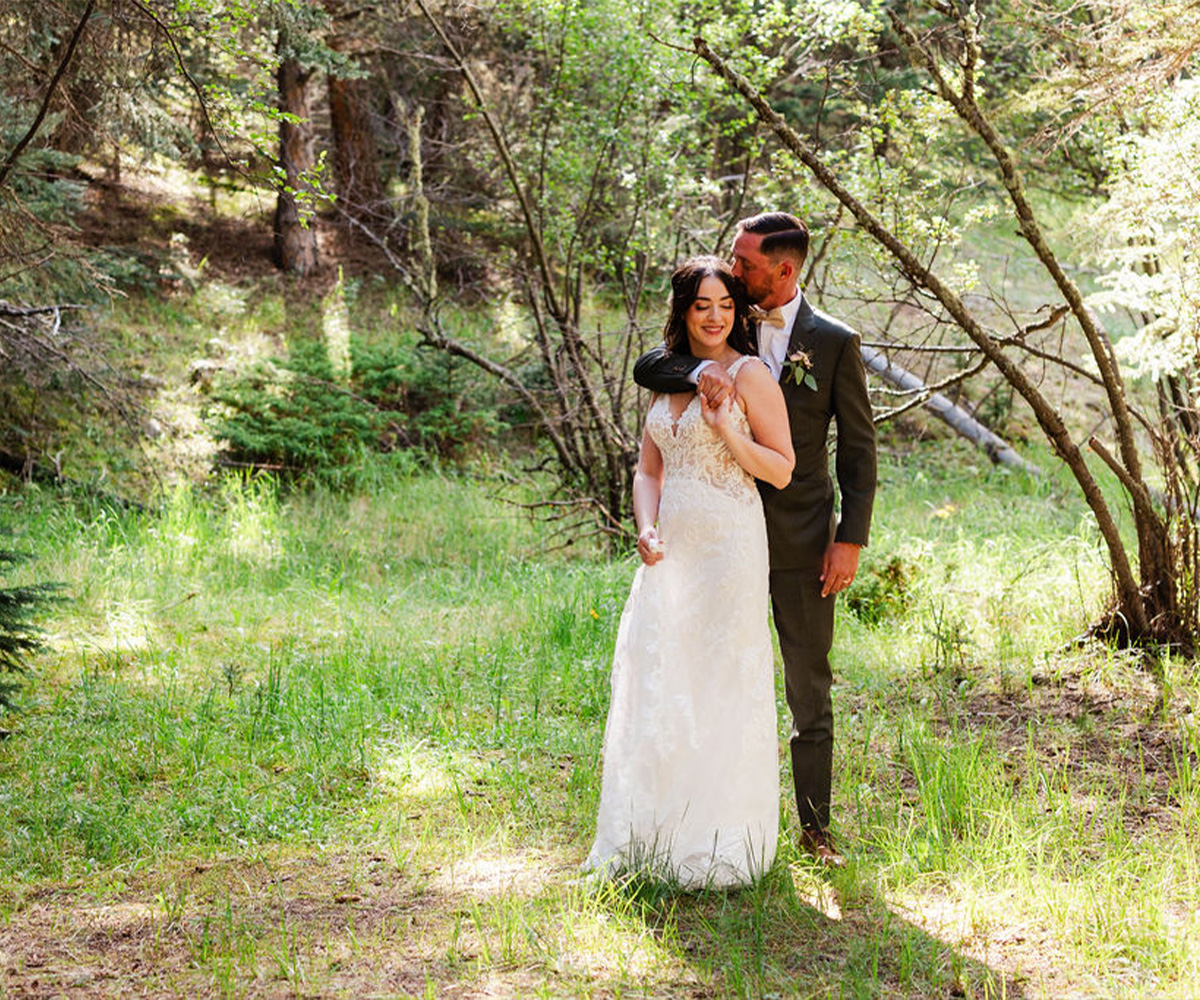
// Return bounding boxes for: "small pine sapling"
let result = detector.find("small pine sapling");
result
[0,549,63,710]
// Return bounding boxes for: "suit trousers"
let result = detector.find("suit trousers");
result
[769,567,836,831]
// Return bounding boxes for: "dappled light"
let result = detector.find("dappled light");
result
[5,445,1199,997]
[5,0,1200,996]
[99,599,154,653]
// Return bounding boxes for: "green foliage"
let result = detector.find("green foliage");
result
[480,0,716,273]
[0,2,199,299]
[0,299,153,495]
[2,451,1198,996]
[0,135,98,301]
[923,600,976,676]
[0,468,614,879]
[1085,77,1200,385]
[209,335,502,482]
[846,554,912,627]
[210,339,379,482]
[0,550,63,710]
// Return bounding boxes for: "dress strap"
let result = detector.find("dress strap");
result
[727,354,768,378]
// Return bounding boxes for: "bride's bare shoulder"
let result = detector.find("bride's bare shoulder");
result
[733,355,774,388]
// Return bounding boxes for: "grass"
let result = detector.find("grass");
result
[2,441,1199,998]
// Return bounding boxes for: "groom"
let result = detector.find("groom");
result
[634,211,877,866]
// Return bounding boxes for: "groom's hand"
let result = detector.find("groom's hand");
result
[697,365,736,408]
[820,542,861,598]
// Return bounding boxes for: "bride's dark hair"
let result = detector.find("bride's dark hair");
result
[663,256,755,356]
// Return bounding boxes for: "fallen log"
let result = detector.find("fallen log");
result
[862,344,1041,476]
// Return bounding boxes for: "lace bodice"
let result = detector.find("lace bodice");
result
[646,356,763,503]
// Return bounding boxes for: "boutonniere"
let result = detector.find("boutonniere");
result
[782,348,817,390]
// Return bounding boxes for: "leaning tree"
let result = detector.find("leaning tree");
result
[695,0,1200,652]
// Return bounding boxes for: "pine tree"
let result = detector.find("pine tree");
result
[0,550,61,711]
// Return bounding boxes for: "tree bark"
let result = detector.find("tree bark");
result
[692,34,1151,636]
[328,72,383,221]
[887,11,1171,591]
[415,0,639,531]
[273,53,319,276]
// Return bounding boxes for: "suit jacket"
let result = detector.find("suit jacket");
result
[633,296,877,571]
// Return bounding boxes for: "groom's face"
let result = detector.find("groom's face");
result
[730,230,780,307]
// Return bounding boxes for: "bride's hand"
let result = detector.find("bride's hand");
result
[699,389,734,434]
[636,526,665,566]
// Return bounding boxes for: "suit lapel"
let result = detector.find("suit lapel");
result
[756,295,815,382]
[787,295,816,355]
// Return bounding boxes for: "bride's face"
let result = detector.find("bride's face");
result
[685,275,736,358]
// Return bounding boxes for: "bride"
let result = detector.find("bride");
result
[584,256,794,888]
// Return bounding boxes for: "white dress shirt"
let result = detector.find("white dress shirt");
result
[756,291,803,382]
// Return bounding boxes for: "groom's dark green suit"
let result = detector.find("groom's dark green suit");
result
[633,294,877,832]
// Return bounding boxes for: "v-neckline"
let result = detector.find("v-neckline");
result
[667,393,697,437]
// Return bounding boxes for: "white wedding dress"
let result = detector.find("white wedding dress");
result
[585,356,779,888]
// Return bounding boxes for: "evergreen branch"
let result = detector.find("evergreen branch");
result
[0,0,96,189]
[0,39,45,79]
[0,302,86,317]
[130,0,240,176]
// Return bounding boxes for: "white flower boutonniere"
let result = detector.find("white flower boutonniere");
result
[782,348,817,391]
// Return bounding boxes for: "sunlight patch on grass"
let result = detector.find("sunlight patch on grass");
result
[7,450,1199,998]
[538,893,700,987]
[790,864,842,921]
[377,741,485,802]
[493,296,531,349]
[435,850,561,901]
[1038,870,1199,987]
[219,487,284,568]
[72,900,165,928]
[886,884,1076,994]
[100,598,155,652]
[193,280,249,318]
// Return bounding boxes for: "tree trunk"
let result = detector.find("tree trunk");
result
[329,72,383,221]
[273,54,319,276]
[415,0,639,535]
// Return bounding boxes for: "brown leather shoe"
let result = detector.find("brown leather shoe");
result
[800,828,846,868]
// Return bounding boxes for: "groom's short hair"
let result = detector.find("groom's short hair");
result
[739,212,809,266]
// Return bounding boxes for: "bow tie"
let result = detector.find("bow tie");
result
[749,305,786,327]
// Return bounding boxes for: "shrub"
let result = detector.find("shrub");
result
[846,554,913,627]
[210,340,382,481]
[208,336,503,484]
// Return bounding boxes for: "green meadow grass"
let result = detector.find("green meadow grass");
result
[1,442,1198,998]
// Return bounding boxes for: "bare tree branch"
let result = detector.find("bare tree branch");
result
[130,0,242,174]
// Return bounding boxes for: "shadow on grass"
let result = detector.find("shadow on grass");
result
[599,852,1026,999]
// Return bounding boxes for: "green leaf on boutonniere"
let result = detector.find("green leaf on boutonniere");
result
[783,348,817,391]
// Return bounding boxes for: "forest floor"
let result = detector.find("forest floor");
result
[2,451,1198,999]
[0,641,1188,1000]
